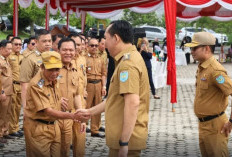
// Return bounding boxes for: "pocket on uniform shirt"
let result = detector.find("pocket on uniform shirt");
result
[200,81,208,89]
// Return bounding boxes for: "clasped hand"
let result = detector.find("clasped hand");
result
[73,109,91,122]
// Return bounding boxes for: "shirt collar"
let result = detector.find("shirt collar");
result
[114,45,136,62]
[200,56,215,69]
[40,71,57,86]
[62,62,77,71]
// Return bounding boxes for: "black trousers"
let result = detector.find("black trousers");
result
[147,67,156,95]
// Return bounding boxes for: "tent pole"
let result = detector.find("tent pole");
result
[164,0,177,109]
[45,3,50,31]
[13,0,18,36]
[81,11,86,34]
[66,11,69,30]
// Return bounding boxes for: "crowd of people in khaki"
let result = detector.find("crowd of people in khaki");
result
[0,20,151,157]
[1,19,232,157]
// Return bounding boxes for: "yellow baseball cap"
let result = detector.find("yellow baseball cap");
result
[41,51,62,69]
[185,32,216,47]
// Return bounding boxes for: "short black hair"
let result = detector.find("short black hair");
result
[28,36,36,44]
[11,36,22,43]
[88,38,98,45]
[0,40,11,48]
[52,34,64,42]
[6,34,14,41]
[108,20,133,44]
[99,37,105,43]
[35,29,51,40]
[58,37,76,50]
[68,33,83,41]
[209,45,215,54]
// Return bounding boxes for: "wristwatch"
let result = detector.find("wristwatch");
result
[119,140,129,146]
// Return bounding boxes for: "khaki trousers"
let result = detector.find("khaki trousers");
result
[9,84,21,134]
[0,95,12,137]
[24,118,61,157]
[58,119,73,157]
[109,148,141,157]
[199,113,229,157]
[73,122,86,157]
[86,82,102,134]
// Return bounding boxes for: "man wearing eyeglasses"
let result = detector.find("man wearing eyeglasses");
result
[185,32,232,157]
[86,38,107,138]
[8,37,24,138]
[22,36,36,57]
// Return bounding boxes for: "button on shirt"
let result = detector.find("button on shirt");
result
[8,51,24,82]
[58,63,80,111]
[105,45,150,150]
[25,71,61,122]
[0,55,13,95]
[194,56,232,118]
[86,54,107,80]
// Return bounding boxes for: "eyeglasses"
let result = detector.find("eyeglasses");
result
[31,43,36,46]
[89,44,98,48]
[190,45,205,51]
[13,43,22,46]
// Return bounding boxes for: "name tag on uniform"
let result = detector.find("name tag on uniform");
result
[201,78,207,81]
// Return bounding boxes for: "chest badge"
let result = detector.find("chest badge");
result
[37,79,45,88]
[120,71,129,82]
[216,75,225,84]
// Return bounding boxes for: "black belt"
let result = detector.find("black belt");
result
[35,119,55,125]
[88,79,101,84]
[198,111,224,122]
[13,81,20,85]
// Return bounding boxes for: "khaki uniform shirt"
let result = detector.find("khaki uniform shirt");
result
[86,54,107,80]
[72,54,87,95]
[8,51,24,82]
[20,50,42,83]
[194,56,232,118]
[58,63,80,111]
[98,50,108,67]
[105,45,150,150]
[22,48,32,58]
[0,55,13,95]
[25,71,61,122]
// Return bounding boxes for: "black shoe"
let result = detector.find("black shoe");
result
[91,133,105,138]
[86,127,91,133]
[70,144,73,150]
[9,132,23,137]
[99,127,105,132]
[3,135,15,139]
[0,143,4,148]
[17,131,24,136]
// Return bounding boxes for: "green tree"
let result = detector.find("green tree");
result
[122,9,161,27]
[0,0,45,34]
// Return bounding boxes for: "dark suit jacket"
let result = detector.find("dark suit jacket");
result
[141,50,152,68]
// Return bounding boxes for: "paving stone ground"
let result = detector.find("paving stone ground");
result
[1,61,232,157]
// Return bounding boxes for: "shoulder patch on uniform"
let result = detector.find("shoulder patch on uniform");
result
[37,79,45,88]
[216,75,225,84]
[123,53,130,61]
[120,71,129,82]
